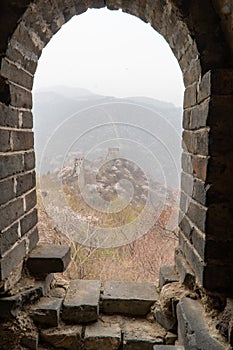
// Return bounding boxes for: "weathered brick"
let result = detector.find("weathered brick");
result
[0,223,19,257]
[191,155,208,181]
[30,297,62,327]
[192,178,207,205]
[0,177,15,205]
[21,110,33,129]
[175,248,195,289]
[179,40,199,73]
[0,129,11,151]
[9,83,32,109]
[181,152,193,174]
[102,281,158,316]
[0,103,18,128]
[159,265,179,289]
[27,244,71,275]
[16,171,36,196]
[191,226,205,259]
[183,58,201,87]
[183,83,197,108]
[179,232,204,284]
[35,0,65,34]
[24,151,35,171]
[154,305,177,332]
[183,129,209,156]
[20,208,38,235]
[84,320,121,350]
[183,98,209,130]
[0,198,24,231]
[181,172,193,197]
[179,213,192,239]
[179,219,204,262]
[6,39,38,74]
[0,239,26,279]
[62,279,100,323]
[11,130,34,151]
[177,298,225,350]
[27,226,39,252]
[187,200,207,232]
[13,21,43,57]
[123,316,165,348]
[179,191,190,214]
[25,189,37,211]
[23,4,53,47]
[1,58,33,91]
[198,71,211,103]
[0,153,24,179]
[55,0,77,21]
[41,325,82,349]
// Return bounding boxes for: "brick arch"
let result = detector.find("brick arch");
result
[0,0,233,296]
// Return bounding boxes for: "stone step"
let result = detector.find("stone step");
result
[102,281,159,316]
[30,297,62,327]
[39,314,171,350]
[122,317,166,349]
[41,325,82,349]
[26,244,71,275]
[62,279,101,324]
[84,320,121,350]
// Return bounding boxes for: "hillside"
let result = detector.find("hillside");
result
[33,87,182,189]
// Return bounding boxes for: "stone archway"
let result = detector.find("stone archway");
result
[0,0,233,296]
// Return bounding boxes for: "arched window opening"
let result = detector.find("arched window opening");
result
[33,8,184,282]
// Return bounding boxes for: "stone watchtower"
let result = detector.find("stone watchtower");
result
[106,147,120,160]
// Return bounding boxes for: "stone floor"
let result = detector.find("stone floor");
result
[1,245,180,349]
[30,279,177,350]
[1,244,227,350]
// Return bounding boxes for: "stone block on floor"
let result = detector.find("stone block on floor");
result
[84,320,121,350]
[154,305,177,332]
[177,297,226,350]
[102,281,158,316]
[159,266,179,289]
[26,244,71,275]
[62,279,101,324]
[122,318,166,350]
[30,297,62,327]
[41,325,82,350]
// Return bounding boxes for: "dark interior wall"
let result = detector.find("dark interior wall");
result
[0,0,232,295]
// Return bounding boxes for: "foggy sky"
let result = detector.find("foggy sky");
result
[33,8,184,107]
